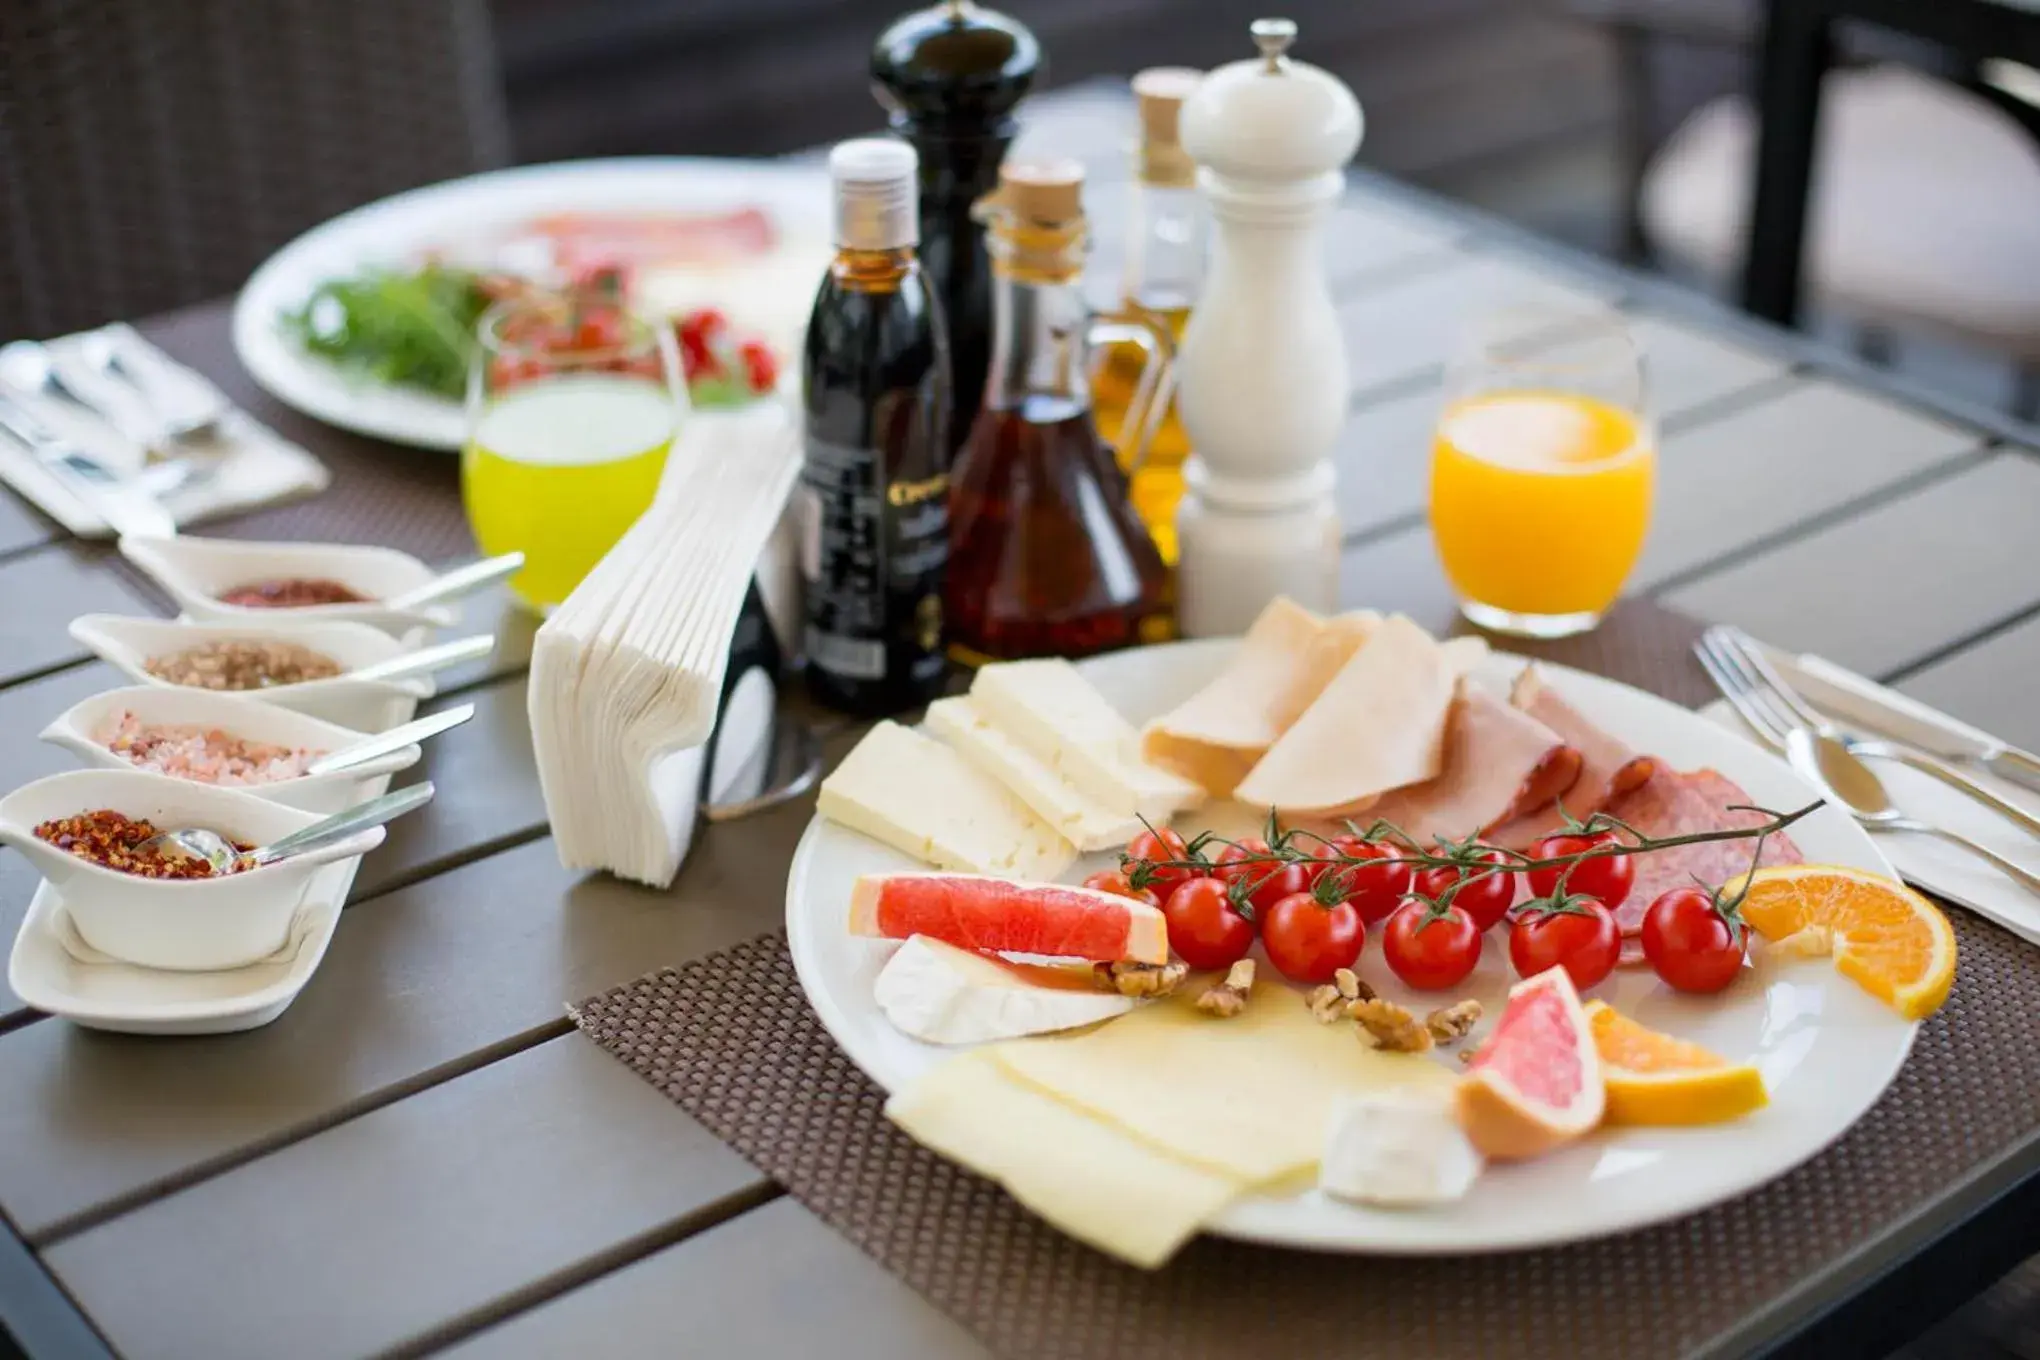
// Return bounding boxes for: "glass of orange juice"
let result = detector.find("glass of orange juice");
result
[1428,309,1654,638]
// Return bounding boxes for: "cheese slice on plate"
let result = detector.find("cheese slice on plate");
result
[970,659,1204,821]
[874,935,1137,1044]
[817,720,1076,879]
[1141,599,1377,797]
[1234,614,1461,818]
[925,696,1146,852]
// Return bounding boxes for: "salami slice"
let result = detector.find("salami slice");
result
[1602,768,1804,936]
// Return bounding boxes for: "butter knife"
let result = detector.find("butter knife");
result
[0,397,177,539]
[1790,651,2040,797]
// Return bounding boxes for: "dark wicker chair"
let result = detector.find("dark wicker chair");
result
[0,0,511,342]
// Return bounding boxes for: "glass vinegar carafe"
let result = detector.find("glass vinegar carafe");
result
[945,164,1173,661]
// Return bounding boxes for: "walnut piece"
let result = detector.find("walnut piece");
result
[1424,999,1483,1044]
[1351,997,1434,1053]
[1197,960,1256,1018]
[1096,960,1189,998]
[1306,967,1375,1022]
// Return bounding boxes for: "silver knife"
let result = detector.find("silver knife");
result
[1789,651,2040,797]
[0,396,177,539]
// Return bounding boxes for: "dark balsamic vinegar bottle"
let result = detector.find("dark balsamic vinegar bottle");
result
[870,0,1040,461]
[798,140,954,715]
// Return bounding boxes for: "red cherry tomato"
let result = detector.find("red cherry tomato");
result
[737,338,779,393]
[1124,828,1200,902]
[1322,835,1415,925]
[1381,900,1483,990]
[1261,892,1364,985]
[1507,898,1621,991]
[1413,851,1516,932]
[1525,832,1636,911]
[1081,868,1158,908]
[1159,876,1255,971]
[1214,838,1315,917]
[1641,887,1748,994]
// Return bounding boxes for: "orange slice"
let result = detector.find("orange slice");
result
[1730,864,1956,1021]
[1583,1001,1767,1126]
[1454,967,1604,1160]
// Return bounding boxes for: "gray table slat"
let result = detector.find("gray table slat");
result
[1338,523,1461,634]
[43,1035,767,1360]
[0,488,61,558]
[0,547,159,688]
[1579,314,1790,422]
[1664,454,2040,678]
[443,1197,994,1360]
[1633,380,1986,592]
[1897,613,2040,752]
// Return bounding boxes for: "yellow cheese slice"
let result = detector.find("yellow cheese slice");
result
[886,1050,1245,1268]
[991,977,1454,1185]
[1141,600,1379,797]
[969,659,1205,821]
[1233,613,1460,818]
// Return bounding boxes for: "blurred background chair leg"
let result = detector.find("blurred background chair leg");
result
[2015,364,2040,422]
[1742,0,1836,325]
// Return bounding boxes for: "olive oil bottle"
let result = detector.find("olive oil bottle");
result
[798,139,954,715]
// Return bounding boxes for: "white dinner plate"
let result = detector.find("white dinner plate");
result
[785,639,1917,1254]
[232,157,831,450]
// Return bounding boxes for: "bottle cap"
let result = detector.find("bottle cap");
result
[1180,18,1362,185]
[829,138,920,250]
[1133,67,1202,187]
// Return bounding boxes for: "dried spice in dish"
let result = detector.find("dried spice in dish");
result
[216,578,371,608]
[33,809,252,879]
[144,639,342,691]
[98,711,322,785]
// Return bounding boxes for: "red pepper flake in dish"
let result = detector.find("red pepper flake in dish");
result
[144,639,342,691]
[216,578,370,608]
[98,711,322,785]
[33,809,252,880]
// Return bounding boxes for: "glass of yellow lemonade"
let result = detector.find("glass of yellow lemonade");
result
[463,298,686,612]
[1428,309,1655,638]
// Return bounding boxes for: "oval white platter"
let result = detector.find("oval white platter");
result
[785,638,1917,1255]
[232,157,830,451]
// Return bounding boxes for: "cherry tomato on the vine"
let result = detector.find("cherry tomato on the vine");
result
[1413,851,1516,933]
[1322,835,1415,925]
[1124,828,1200,902]
[1261,890,1364,985]
[1508,897,1621,990]
[1381,900,1482,990]
[1641,886,1748,994]
[1158,876,1256,971]
[1525,831,1636,910]
[1081,868,1158,908]
[1214,838,1314,917]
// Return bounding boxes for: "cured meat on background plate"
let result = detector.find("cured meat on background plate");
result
[1356,683,1581,844]
[1487,665,1657,849]
[1603,767,1805,937]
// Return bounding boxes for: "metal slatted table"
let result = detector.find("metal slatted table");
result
[2,86,2038,1360]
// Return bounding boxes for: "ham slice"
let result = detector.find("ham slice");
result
[1487,666,1658,849]
[1602,768,1805,938]
[1142,600,1376,797]
[1356,683,1582,844]
[1235,615,1460,817]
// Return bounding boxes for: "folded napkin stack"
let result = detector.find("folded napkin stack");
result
[0,323,328,536]
[529,405,802,887]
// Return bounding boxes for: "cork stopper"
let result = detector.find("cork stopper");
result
[996,157,1084,225]
[1132,67,1201,187]
[974,157,1087,280]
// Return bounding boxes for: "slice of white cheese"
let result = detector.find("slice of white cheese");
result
[873,935,1138,1044]
[1319,1087,1484,1207]
[969,659,1204,822]
[924,696,1148,852]
[818,720,1076,880]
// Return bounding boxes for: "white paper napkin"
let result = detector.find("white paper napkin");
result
[0,325,329,538]
[1701,687,2040,946]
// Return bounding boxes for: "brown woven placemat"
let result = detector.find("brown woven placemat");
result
[572,602,2040,1358]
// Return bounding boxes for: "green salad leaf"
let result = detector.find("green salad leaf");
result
[283,263,489,401]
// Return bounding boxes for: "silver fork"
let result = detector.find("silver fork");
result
[1696,629,2040,893]
[1703,625,2040,841]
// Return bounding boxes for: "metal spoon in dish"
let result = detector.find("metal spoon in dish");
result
[302,704,475,778]
[383,553,525,612]
[341,634,496,686]
[141,781,435,875]
[1784,727,2040,896]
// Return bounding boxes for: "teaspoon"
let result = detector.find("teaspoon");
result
[303,704,475,777]
[141,782,435,875]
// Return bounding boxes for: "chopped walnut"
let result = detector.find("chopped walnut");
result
[1424,999,1483,1044]
[1197,960,1256,1018]
[1351,997,1434,1053]
[1306,967,1375,1022]
[1767,925,1833,960]
[1096,960,1189,998]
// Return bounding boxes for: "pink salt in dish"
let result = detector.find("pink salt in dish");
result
[97,711,325,787]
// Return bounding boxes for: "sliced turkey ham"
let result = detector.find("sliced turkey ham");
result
[1355,682,1582,844]
[1486,666,1658,849]
[1141,599,1376,797]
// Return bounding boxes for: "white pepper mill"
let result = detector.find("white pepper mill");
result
[1172,18,1363,636]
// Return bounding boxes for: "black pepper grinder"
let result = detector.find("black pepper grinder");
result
[870,0,1041,462]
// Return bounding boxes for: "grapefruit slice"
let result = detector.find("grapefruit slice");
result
[1583,1001,1768,1126]
[849,872,1169,965]
[1454,966,1604,1159]
[1730,864,1956,1020]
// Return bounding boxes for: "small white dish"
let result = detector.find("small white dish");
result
[0,769,382,971]
[69,614,433,727]
[39,686,418,814]
[120,534,457,636]
[6,874,344,1035]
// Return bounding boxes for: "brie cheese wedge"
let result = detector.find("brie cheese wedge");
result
[1319,1087,1484,1207]
[874,936,1137,1044]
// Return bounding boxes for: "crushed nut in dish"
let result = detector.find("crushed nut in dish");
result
[217,578,371,608]
[145,638,343,691]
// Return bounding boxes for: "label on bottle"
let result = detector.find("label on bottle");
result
[798,436,947,684]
